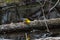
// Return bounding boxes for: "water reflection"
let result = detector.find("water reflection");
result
[0,32,26,40]
[0,29,59,40]
[0,32,59,40]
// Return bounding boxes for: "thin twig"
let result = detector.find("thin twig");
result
[41,7,50,32]
[39,0,50,32]
[49,0,59,12]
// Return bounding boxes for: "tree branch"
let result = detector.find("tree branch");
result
[0,18,60,31]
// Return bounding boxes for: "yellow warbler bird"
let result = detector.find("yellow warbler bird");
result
[24,18,31,24]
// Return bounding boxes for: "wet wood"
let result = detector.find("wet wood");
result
[0,18,60,31]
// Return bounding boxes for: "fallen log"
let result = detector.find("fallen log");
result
[0,18,60,31]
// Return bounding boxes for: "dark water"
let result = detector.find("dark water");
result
[0,30,60,40]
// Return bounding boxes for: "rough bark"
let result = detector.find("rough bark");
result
[0,18,60,31]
